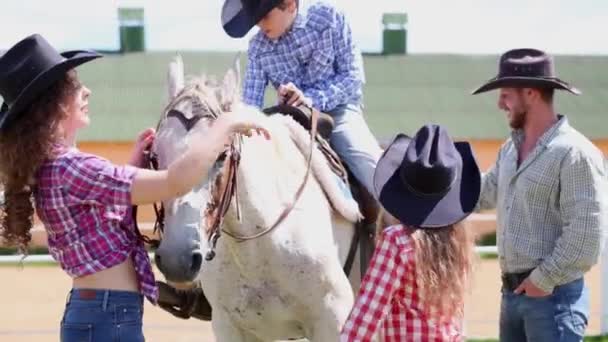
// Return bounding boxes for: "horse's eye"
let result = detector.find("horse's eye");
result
[217,152,228,162]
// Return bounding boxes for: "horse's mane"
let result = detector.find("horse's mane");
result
[164,76,226,120]
[160,72,361,222]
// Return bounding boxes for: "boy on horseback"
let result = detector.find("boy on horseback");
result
[157,0,384,322]
[222,0,383,196]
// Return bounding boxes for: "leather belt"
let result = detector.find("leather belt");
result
[501,269,533,291]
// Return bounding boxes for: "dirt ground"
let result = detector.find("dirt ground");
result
[2,139,607,340]
[0,261,602,341]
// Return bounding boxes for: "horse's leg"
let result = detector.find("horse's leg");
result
[212,312,264,342]
[307,272,354,342]
[309,295,353,341]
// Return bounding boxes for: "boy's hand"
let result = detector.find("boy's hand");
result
[278,82,312,107]
[130,128,156,167]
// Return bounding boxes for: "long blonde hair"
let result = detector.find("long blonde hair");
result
[378,210,475,318]
[412,222,474,318]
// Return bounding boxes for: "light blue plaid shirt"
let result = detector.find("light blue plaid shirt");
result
[477,116,608,293]
[243,2,365,112]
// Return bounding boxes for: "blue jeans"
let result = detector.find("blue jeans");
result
[499,278,589,342]
[327,103,383,195]
[60,289,145,342]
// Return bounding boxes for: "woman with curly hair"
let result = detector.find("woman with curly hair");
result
[341,124,481,341]
[0,34,269,341]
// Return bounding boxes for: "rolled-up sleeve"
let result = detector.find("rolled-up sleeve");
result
[62,155,137,207]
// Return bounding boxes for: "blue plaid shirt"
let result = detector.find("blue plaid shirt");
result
[243,2,365,112]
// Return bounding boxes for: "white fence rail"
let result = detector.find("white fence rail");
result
[0,246,502,264]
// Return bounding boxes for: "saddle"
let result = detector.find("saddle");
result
[263,104,347,181]
[263,104,379,275]
[263,104,335,140]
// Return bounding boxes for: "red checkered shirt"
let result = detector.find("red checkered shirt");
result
[34,145,158,303]
[340,225,463,341]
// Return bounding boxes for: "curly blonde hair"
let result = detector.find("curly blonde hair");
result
[411,222,474,318]
[0,70,80,253]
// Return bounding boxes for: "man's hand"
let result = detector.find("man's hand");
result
[514,277,551,297]
[129,128,155,167]
[278,82,312,107]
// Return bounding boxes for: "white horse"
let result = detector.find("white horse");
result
[151,55,371,341]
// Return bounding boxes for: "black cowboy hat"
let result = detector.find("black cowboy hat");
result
[471,48,580,95]
[0,34,102,131]
[222,0,283,38]
[373,124,481,228]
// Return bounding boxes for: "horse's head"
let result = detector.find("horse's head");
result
[152,55,242,284]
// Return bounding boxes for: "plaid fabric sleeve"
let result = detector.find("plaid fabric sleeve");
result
[62,155,137,207]
[341,230,407,341]
[243,43,268,108]
[304,9,363,111]
[529,149,607,292]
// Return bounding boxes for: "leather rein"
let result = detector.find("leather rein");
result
[143,104,319,261]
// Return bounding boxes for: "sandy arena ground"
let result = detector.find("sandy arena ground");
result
[0,261,602,341]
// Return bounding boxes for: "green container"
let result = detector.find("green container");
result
[383,29,407,55]
[118,8,145,53]
[382,13,408,55]
[120,26,145,53]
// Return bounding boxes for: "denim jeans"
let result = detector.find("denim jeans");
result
[326,103,383,195]
[499,278,589,342]
[60,288,145,342]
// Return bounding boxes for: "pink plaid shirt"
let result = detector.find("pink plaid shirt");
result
[34,145,158,304]
[341,225,463,341]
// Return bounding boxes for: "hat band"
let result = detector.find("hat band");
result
[402,171,458,198]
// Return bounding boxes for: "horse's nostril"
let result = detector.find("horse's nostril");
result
[154,254,162,268]
[191,252,202,274]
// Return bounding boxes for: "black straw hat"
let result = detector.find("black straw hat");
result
[373,124,481,228]
[222,0,283,38]
[0,34,102,131]
[471,48,580,95]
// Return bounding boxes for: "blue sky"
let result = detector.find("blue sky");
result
[1,0,607,54]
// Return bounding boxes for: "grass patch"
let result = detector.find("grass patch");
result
[478,252,498,260]
[0,246,49,255]
[0,261,58,267]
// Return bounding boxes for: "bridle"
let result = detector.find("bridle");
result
[139,88,319,262]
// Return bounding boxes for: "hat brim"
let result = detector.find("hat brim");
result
[471,76,581,95]
[0,50,101,130]
[373,134,481,228]
[221,0,282,38]
[222,0,257,38]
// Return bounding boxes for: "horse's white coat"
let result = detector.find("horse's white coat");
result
[153,55,363,341]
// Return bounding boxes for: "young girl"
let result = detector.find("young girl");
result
[0,34,269,341]
[341,124,481,341]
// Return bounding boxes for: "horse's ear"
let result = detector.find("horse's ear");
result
[232,52,241,91]
[167,54,185,101]
[219,53,242,111]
